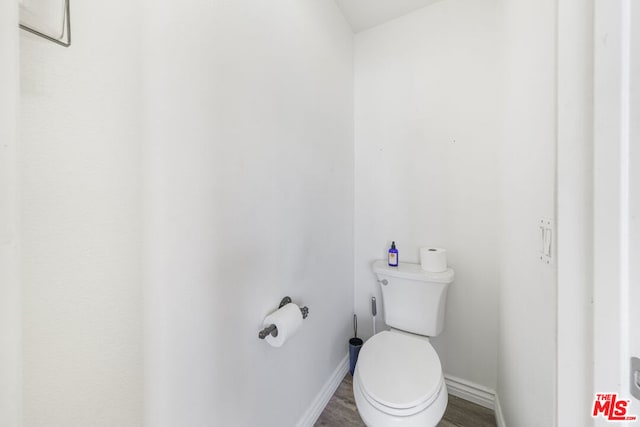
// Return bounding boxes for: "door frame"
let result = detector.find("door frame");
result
[592,1,636,426]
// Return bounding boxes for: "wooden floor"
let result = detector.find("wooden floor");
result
[315,374,496,427]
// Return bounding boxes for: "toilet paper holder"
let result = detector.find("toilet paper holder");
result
[258,296,309,339]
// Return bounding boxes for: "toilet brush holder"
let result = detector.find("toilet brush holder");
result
[349,314,363,376]
[349,338,363,376]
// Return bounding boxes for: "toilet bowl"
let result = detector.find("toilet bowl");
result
[353,330,447,427]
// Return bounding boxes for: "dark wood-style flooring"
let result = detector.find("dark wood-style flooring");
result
[315,374,497,427]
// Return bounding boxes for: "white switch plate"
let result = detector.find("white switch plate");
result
[539,218,553,265]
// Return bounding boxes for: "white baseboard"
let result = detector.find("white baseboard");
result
[444,374,496,410]
[296,354,349,427]
[494,392,506,427]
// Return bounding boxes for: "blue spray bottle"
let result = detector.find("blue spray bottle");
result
[388,241,398,267]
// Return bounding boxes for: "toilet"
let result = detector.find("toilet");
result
[353,260,454,427]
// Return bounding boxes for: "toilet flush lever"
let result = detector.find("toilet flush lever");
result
[377,279,388,286]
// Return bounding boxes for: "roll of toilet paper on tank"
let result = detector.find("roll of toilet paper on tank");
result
[420,247,448,272]
[262,303,303,348]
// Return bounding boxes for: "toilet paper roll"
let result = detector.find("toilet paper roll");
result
[262,303,303,348]
[420,247,448,272]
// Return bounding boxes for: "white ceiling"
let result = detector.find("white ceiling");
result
[334,0,444,33]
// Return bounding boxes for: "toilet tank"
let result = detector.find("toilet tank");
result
[372,260,454,337]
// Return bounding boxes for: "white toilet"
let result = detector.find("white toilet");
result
[353,260,454,427]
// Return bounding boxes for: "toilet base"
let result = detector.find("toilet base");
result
[353,372,448,427]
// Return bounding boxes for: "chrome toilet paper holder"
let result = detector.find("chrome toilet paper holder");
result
[258,296,309,339]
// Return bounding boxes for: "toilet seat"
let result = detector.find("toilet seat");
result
[355,331,444,417]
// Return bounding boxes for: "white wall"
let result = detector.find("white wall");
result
[142,1,354,426]
[0,1,21,426]
[19,1,143,425]
[353,0,502,391]
[497,0,557,425]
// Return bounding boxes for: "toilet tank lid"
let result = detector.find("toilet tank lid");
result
[372,260,454,283]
